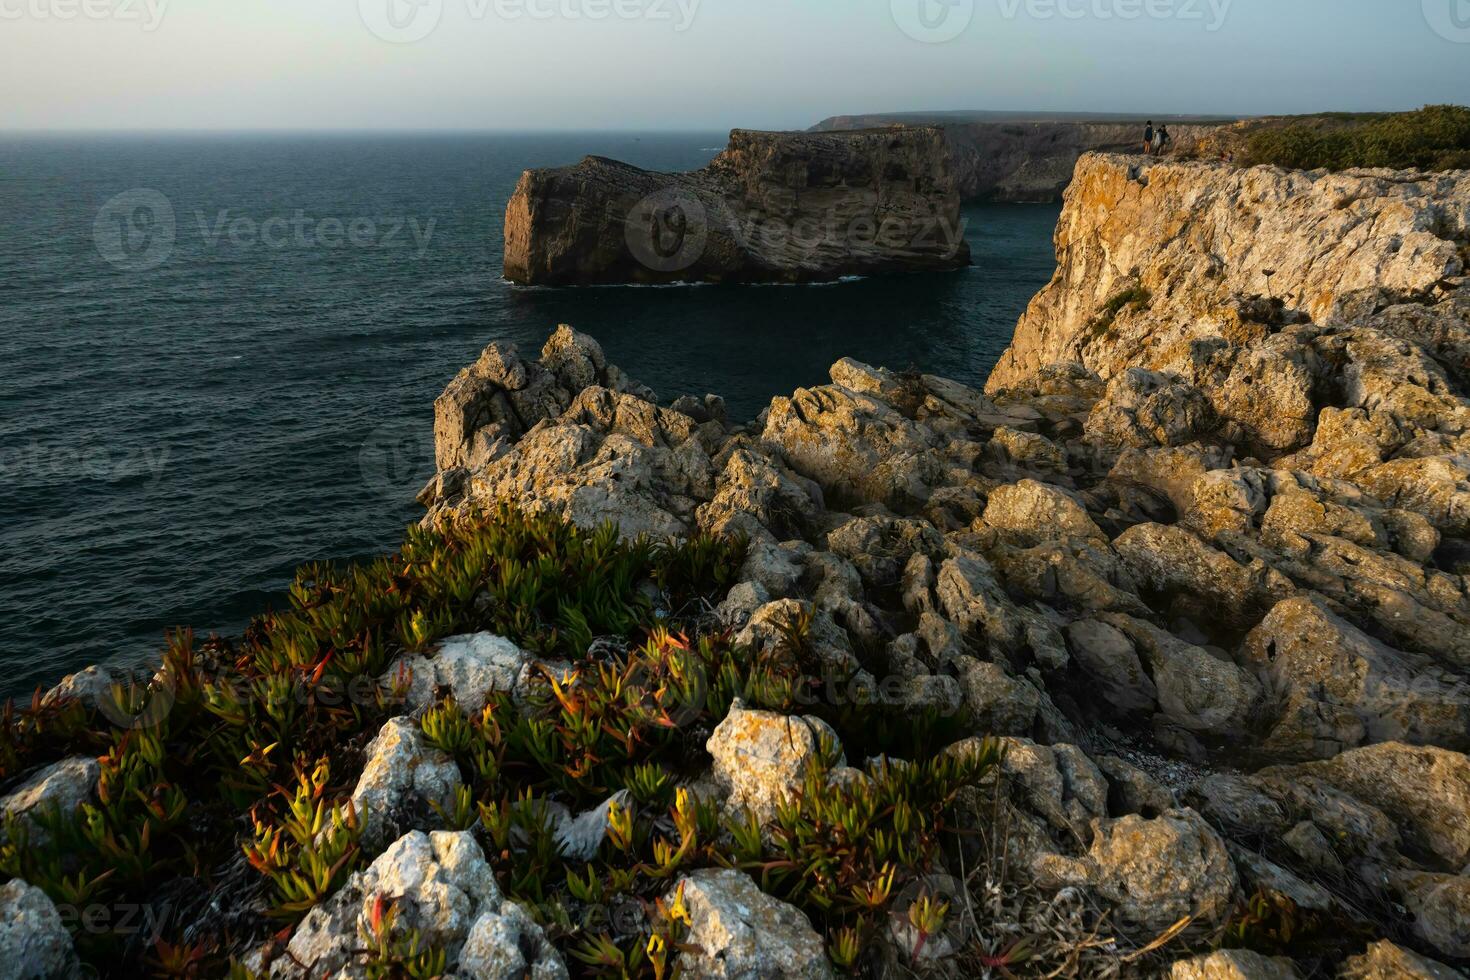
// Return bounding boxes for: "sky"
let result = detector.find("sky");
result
[2,0,1468,130]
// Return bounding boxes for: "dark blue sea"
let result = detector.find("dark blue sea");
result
[0,132,1061,698]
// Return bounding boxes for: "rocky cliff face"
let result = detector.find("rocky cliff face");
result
[503,128,970,286]
[428,153,1470,969]
[989,153,1470,392]
[812,116,1224,202]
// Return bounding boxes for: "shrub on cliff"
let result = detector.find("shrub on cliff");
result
[1244,104,1470,172]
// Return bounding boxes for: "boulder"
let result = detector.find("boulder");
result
[981,479,1104,546]
[276,830,564,979]
[673,869,832,978]
[1169,949,1302,980]
[1065,808,1238,936]
[705,701,842,824]
[0,756,98,843]
[1338,940,1464,979]
[385,633,533,714]
[0,880,79,979]
[347,718,464,851]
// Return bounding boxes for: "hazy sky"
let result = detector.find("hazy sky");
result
[3,0,1468,130]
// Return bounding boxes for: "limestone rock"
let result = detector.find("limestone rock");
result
[0,757,98,843]
[1339,940,1465,979]
[1071,808,1238,936]
[0,880,79,979]
[1169,949,1302,980]
[981,479,1104,545]
[1241,596,1470,760]
[1391,871,1470,960]
[348,718,464,850]
[705,701,842,824]
[673,868,832,979]
[385,633,533,715]
[505,128,968,286]
[988,155,1469,392]
[277,830,564,979]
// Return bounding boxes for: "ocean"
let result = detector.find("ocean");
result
[0,132,1061,698]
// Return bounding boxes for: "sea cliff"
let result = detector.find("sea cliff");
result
[812,114,1228,202]
[4,153,1470,978]
[503,127,970,285]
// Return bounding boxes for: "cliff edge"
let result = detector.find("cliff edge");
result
[503,127,970,286]
[988,152,1470,393]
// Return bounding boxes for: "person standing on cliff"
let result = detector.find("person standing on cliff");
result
[1143,121,1155,155]
[1155,124,1171,155]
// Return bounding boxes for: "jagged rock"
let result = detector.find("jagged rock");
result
[1061,808,1238,936]
[825,515,944,588]
[1229,845,1334,912]
[673,869,832,978]
[1169,949,1302,980]
[698,447,823,542]
[996,738,1108,841]
[1095,754,1175,817]
[1390,871,1470,960]
[763,382,944,510]
[705,701,842,824]
[1113,522,1284,625]
[385,633,533,714]
[1189,773,1291,837]
[505,128,969,286]
[1241,596,1470,760]
[1085,369,1214,448]
[980,479,1104,545]
[1064,619,1157,714]
[1100,614,1262,736]
[954,656,1043,736]
[0,756,98,844]
[40,664,113,709]
[276,830,565,979]
[1252,743,1470,869]
[717,580,770,629]
[733,599,859,675]
[348,718,463,851]
[1281,820,1342,873]
[0,880,79,979]
[988,155,1470,392]
[1339,940,1465,979]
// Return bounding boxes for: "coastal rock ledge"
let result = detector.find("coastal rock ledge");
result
[502,127,970,286]
[422,151,1470,973]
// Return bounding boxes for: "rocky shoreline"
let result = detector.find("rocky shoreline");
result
[4,151,1470,977]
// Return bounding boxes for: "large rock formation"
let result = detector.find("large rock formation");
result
[812,113,1227,201]
[987,153,1470,393]
[425,150,1470,967]
[503,128,970,286]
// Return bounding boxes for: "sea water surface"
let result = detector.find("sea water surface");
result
[0,132,1061,697]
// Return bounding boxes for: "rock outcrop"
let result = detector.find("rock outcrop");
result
[987,153,1470,393]
[425,148,1470,965]
[503,128,969,285]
